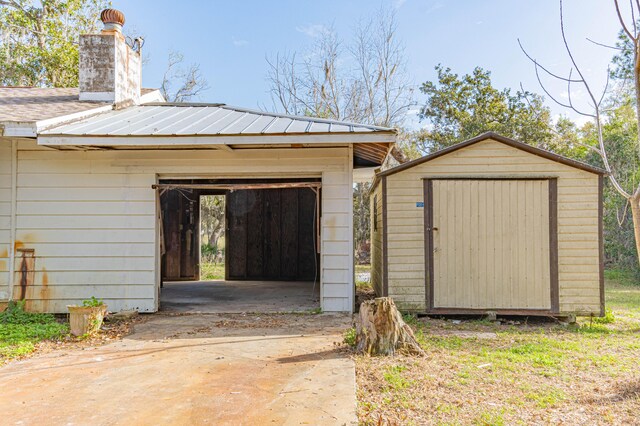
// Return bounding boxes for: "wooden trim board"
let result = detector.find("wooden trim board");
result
[424,179,434,310]
[382,176,389,297]
[549,178,560,314]
[598,175,605,317]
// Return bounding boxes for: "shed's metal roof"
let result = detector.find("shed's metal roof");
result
[41,102,394,136]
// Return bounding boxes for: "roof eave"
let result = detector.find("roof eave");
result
[0,121,38,137]
[37,131,396,147]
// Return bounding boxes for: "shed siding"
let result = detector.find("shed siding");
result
[0,140,11,300]
[14,140,353,313]
[385,138,600,314]
[370,182,384,296]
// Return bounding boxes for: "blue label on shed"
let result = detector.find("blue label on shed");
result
[416,202,424,208]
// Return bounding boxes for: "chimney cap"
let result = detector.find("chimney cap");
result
[100,8,125,31]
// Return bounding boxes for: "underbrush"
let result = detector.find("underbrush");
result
[200,262,225,280]
[0,302,68,362]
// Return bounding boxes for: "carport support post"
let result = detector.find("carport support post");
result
[349,144,355,313]
[154,183,163,311]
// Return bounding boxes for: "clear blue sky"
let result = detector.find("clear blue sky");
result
[112,0,625,126]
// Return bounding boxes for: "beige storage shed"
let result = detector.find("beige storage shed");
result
[370,132,606,316]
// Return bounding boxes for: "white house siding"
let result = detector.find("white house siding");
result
[0,140,12,301]
[14,140,353,313]
[384,138,601,315]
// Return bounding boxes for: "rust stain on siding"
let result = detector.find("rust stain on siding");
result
[40,267,50,302]
[14,234,36,254]
[0,245,6,272]
[16,249,35,301]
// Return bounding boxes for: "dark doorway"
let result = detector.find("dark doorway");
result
[160,178,321,285]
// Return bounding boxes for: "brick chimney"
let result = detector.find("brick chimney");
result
[79,9,141,106]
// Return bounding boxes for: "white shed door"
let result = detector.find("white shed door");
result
[430,179,552,310]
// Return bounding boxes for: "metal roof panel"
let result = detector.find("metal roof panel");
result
[41,103,396,136]
[264,117,293,134]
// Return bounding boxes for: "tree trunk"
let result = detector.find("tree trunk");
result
[630,191,640,267]
[356,297,425,356]
[210,228,224,251]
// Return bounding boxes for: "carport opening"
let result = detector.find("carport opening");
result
[157,178,321,313]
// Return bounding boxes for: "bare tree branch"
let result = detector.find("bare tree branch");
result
[615,0,637,41]
[597,66,612,107]
[267,9,412,130]
[631,0,638,38]
[518,39,582,83]
[559,0,631,197]
[160,50,209,103]
[586,37,623,50]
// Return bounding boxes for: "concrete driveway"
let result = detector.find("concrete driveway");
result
[0,313,356,426]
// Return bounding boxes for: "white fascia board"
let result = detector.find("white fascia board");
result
[1,104,115,138]
[0,122,38,137]
[37,132,396,147]
[36,105,114,134]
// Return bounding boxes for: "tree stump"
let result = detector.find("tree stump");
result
[356,297,425,356]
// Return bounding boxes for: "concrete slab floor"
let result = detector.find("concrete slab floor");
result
[0,313,356,426]
[160,280,320,314]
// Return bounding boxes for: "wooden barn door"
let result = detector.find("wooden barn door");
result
[226,188,318,281]
[161,190,200,281]
[425,179,558,313]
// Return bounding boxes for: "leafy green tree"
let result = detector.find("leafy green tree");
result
[200,195,225,264]
[0,1,209,102]
[417,65,555,152]
[0,0,108,87]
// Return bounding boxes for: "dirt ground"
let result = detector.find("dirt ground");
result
[0,313,357,426]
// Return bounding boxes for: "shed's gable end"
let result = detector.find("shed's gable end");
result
[377,132,605,181]
[420,138,594,177]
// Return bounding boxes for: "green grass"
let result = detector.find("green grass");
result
[200,262,225,280]
[0,302,68,362]
[605,269,640,315]
[355,265,371,274]
[382,365,413,391]
[355,264,372,290]
[356,268,640,425]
